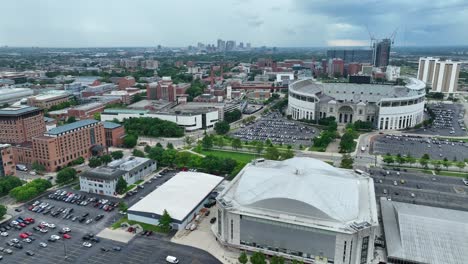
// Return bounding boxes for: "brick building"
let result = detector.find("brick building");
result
[103,121,125,147]
[67,102,105,120]
[0,144,15,176]
[347,63,362,76]
[26,92,70,109]
[118,76,136,90]
[146,77,190,102]
[0,106,46,144]
[30,120,106,172]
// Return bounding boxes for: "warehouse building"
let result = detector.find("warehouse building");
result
[128,172,223,230]
[380,198,468,264]
[215,157,378,264]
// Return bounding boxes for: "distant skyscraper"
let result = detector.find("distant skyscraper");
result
[373,39,391,67]
[326,49,372,64]
[431,60,461,93]
[417,57,439,85]
[226,40,236,51]
[217,39,226,51]
[246,43,251,49]
[239,42,244,49]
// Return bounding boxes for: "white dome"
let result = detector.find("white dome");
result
[232,157,361,223]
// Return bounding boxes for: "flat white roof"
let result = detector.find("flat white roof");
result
[128,172,223,221]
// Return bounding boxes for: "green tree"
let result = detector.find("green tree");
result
[456,161,466,171]
[340,154,354,169]
[282,148,295,160]
[215,137,225,149]
[224,109,242,123]
[132,149,145,157]
[88,157,102,168]
[396,154,406,166]
[419,158,429,169]
[184,136,194,147]
[270,256,285,264]
[231,138,242,150]
[405,154,416,167]
[421,153,430,160]
[202,135,213,150]
[0,176,23,196]
[118,202,128,212]
[123,117,184,138]
[123,134,138,148]
[115,176,128,195]
[292,260,304,264]
[71,157,85,165]
[238,251,248,264]
[158,209,172,232]
[144,145,151,153]
[148,146,165,161]
[100,154,112,164]
[0,205,6,219]
[265,146,280,160]
[161,149,177,167]
[66,116,76,124]
[32,161,46,173]
[56,168,77,184]
[175,151,192,167]
[383,155,394,165]
[166,143,174,149]
[339,131,356,153]
[442,157,450,170]
[111,151,124,160]
[214,121,230,135]
[254,140,264,154]
[93,112,101,121]
[250,252,266,264]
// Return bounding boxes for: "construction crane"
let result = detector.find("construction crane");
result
[389,28,398,44]
[366,25,376,49]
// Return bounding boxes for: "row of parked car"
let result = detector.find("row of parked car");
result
[28,200,105,225]
[48,190,118,212]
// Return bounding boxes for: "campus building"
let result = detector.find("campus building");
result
[287,77,426,130]
[417,57,461,93]
[146,77,190,102]
[0,105,46,144]
[79,156,156,197]
[215,157,378,264]
[26,91,70,109]
[128,171,223,230]
[380,198,468,264]
[0,144,15,176]
[103,121,125,147]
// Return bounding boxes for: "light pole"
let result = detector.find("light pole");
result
[63,239,68,259]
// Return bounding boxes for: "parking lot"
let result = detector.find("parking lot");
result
[410,103,466,136]
[231,111,319,146]
[372,134,468,160]
[369,168,468,212]
[0,169,221,263]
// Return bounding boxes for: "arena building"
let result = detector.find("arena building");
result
[215,157,378,264]
[287,78,426,130]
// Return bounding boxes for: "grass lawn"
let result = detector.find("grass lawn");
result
[310,146,326,152]
[435,170,468,178]
[199,149,259,163]
[125,184,136,192]
[72,184,80,190]
[111,216,166,233]
[135,180,144,185]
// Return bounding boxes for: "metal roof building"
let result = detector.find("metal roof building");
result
[380,198,468,264]
[215,157,378,264]
[128,171,223,230]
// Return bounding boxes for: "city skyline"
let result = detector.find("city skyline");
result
[1,0,468,48]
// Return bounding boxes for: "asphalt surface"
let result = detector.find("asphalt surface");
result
[0,169,220,264]
[369,168,468,212]
[231,111,319,147]
[372,134,468,160]
[409,103,466,136]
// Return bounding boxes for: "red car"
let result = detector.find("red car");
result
[38,224,46,229]
[19,223,26,227]
[28,206,34,211]
[63,234,71,239]
[25,218,34,223]
[25,232,33,236]
[19,233,29,239]
[127,227,134,232]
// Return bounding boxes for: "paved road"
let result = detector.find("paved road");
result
[369,168,468,212]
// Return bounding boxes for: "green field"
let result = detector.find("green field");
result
[199,149,259,163]
[111,216,165,233]
[125,184,136,193]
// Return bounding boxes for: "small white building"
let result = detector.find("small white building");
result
[79,156,156,197]
[385,66,400,81]
[128,172,223,230]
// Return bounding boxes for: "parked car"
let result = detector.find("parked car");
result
[82,242,92,248]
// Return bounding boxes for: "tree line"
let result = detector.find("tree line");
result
[123,117,184,138]
[10,179,52,202]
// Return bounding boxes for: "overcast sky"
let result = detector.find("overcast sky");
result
[1,0,468,47]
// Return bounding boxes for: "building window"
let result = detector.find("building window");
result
[217,210,222,235]
[360,236,369,264]
[230,219,233,240]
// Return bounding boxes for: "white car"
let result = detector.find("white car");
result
[62,227,71,233]
[82,242,92,248]
[39,242,47,248]
[39,229,48,233]
[11,221,18,225]
[0,232,8,237]
[23,238,32,243]
[47,223,56,229]
[50,235,60,240]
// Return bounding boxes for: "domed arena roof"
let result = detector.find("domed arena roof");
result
[228,157,367,223]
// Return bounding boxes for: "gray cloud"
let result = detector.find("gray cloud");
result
[0,0,466,47]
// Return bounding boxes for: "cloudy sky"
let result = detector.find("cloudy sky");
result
[1,0,468,47]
